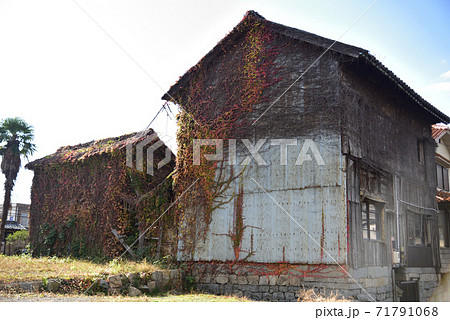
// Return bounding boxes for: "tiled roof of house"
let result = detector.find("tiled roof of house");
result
[5,220,27,231]
[432,123,449,140]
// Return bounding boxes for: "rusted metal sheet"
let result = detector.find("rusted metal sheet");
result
[190,134,348,264]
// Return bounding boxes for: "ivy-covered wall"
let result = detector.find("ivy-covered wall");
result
[27,132,176,260]
[169,12,285,260]
[164,11,345,264]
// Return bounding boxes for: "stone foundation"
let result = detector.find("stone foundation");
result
[395,267,440,301]
[0,269,183,297]
[430,272,450,302]
[188,262,394,301]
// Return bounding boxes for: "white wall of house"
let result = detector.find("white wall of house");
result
[434,127,450,250]
[436,133,450,193]
[436,134,450,163]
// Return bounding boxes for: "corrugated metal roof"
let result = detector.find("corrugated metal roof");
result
[432,124,449,140]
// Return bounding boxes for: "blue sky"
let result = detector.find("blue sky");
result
[1,0,449,203]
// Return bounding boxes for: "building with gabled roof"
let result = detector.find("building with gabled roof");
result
[26,130,176,259]
[163,11,450,301]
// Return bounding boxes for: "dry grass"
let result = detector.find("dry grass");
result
[93,293,251,302]
[0,255,160,283]
[297,288,352,302]
[0,291,250,302]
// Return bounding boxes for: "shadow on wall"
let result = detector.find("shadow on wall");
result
[430,273,450,301]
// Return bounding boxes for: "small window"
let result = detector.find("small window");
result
[438,212,449,248]
[436,163,449,191]
[417,140,424,164]
[362,201,381,240]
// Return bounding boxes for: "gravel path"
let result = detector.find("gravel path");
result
[0,293,95,302]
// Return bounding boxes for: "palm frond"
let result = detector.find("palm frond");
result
[0,117,36,158]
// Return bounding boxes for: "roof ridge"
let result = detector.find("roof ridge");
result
[25,129,167,169]
[244,10,266,20]
[162,10,449,123]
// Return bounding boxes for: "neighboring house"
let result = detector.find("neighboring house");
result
[162,11,450,301]
[0,203,30,238]
[432,124,450,273]
[26,130,176,259]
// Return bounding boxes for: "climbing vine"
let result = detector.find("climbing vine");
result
[213,183,260,261]
[29,133,176,260]
[173,14,283,259]
[186,261,348,281]
[31,152,128,258]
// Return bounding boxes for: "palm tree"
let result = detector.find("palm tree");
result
[0,118,36,253]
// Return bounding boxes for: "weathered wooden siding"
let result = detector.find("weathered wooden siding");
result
[346,157,392,268]
[340,62,439,269]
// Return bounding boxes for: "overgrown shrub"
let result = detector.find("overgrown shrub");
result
[5,230,29,255]
[6,230,29,243]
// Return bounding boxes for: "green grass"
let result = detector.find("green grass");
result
[0,255,160,283]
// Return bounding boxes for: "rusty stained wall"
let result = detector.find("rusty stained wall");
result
[192,132,348,264]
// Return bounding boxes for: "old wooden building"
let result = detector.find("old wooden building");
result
[26,130,176,259]
[163,11,450,301]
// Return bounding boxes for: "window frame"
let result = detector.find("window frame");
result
[417,139,424,164]
[407,212,432,247]
[438,211,450,248]
[361,200,382,241]
[436,163,449,191]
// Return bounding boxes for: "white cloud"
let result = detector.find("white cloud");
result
[440,70,450,79]
[428,82,450,93]
[428,71,450,93]
[441,59,448,65]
